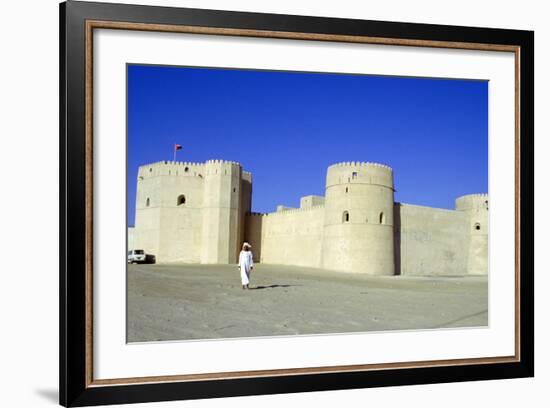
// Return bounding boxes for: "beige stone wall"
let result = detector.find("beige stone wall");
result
[131,160,488,276]
[395,203,470,276]
[127,227,135,251]
[246,197,488,277]
[245,206,325,268]
[239,172,253,260]
[244,213,264,262]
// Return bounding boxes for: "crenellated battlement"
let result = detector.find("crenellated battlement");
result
[141,160,206,168]
[205,159,242,166]
[137,161,206,178]
[455,194,489,211]
[137,160,249,180]
[328,161,393,171]
[264,204,325,216]
[247,206,326,217]
[326,161,393,189]
[204,160,243,178]
[457,193,489,199]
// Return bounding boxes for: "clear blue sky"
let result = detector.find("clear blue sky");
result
[127,64,488,226]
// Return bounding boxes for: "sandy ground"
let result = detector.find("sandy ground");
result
[127,263,488,342]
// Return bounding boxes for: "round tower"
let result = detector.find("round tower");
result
[456,194,489,275]
[321,162,395,275]
[201,160,243,264]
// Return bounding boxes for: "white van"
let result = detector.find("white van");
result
[127,249,146,264]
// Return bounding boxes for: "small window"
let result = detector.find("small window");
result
[149,168,152,172]
[484,200,489,210]
[184,167,189,173]
[146,198,150,207]
[352,172,358,179]
[345,187,349,193]
[177,195,186,206]
[342,211,350,223]
[474,223,481,231]
[379,212,385,224]
[233,188,236,192]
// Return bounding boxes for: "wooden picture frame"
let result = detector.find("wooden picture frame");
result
[60,1,534,406]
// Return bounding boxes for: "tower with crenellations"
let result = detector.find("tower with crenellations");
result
[132,160,251,264]
[455,194,489,275]
[201,160,244,264]
[321,162,395,275]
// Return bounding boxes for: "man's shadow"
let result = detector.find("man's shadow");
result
[250,284,294,290]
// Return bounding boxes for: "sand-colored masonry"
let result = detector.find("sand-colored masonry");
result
[130,160,488,276]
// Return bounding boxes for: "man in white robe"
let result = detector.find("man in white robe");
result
[238,242,254,289]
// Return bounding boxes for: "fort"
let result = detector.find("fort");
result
[128,160,488,276]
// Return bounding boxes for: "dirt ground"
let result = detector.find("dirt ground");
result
[127,263,488,342]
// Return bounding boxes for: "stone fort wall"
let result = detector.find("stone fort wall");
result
[246,205,325,268]
[131,160,488,276]
[395,204,469,276]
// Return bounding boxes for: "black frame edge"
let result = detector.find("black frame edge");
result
[519,30,535,378]
[62,1,89,405]
[71,362,533,407]
[59,1,68,406]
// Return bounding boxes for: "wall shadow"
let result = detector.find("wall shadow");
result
[244,210,263,262]
[393,203,402,276]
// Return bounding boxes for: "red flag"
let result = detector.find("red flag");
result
[174,144,182,151]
